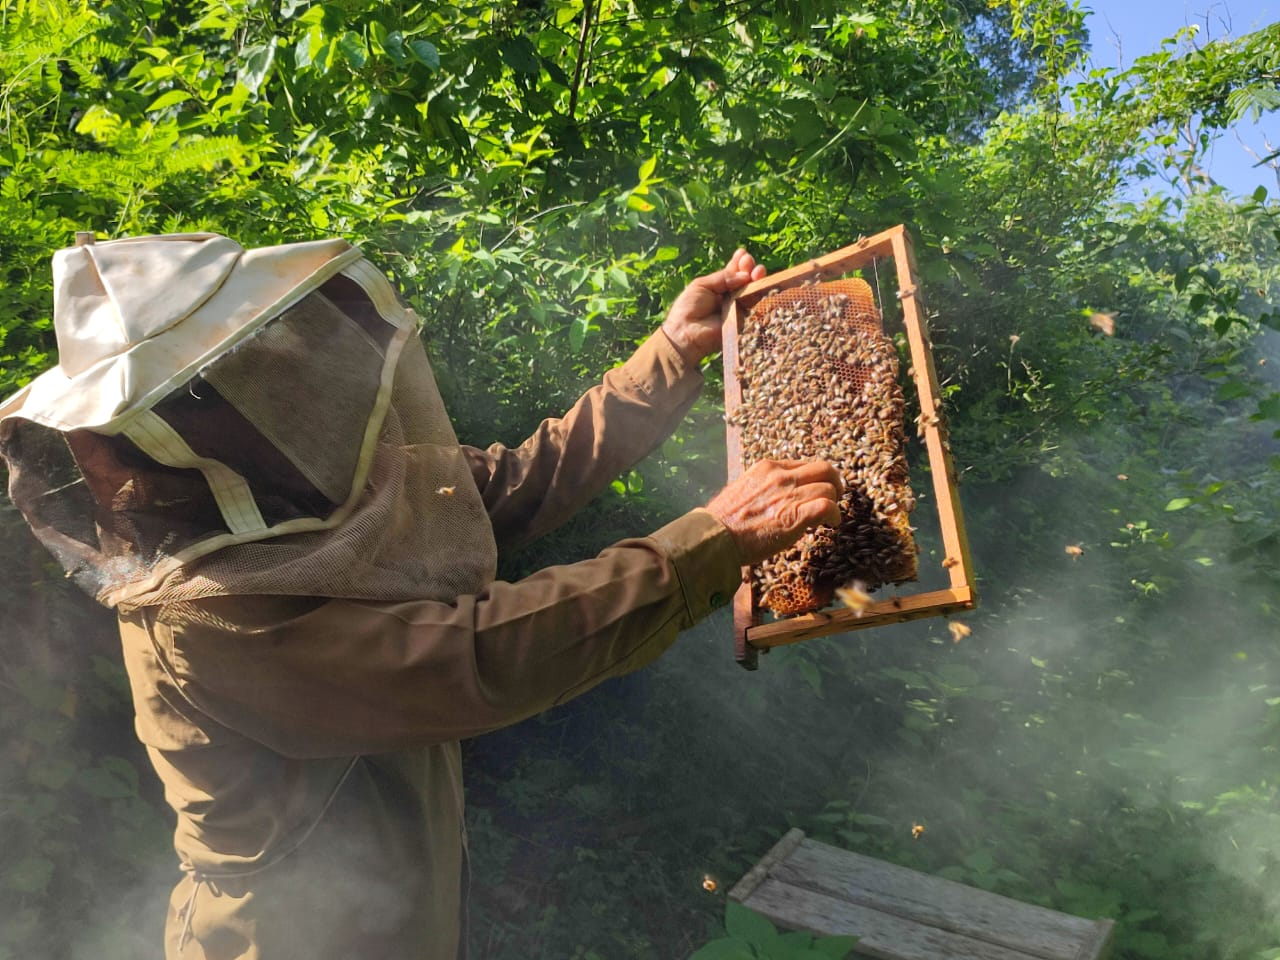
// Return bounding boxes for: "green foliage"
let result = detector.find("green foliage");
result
[2,0,1280,958]
[690,903,858,959]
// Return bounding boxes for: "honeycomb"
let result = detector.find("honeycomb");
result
[728,277,918,616]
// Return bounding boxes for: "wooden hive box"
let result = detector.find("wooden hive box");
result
[729,829,1114,960]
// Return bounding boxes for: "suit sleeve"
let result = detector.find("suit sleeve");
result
[462,332,703,548]
[149,508,743,758]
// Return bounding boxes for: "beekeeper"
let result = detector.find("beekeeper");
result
[0,232,841,960]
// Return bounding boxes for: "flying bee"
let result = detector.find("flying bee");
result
[948,621,971,643]
[835,581,872,615]
[1088,311,1116,336]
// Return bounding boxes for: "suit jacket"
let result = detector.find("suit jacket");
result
[116,332,742,959]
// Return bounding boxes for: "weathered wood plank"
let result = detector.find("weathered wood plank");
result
[774,839,1108,960]
[731,832,1114,960]
[728,827,805,903]
[744,876,1052,960]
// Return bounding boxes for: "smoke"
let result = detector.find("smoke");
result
[610,386,1280,956]
[0,507,176,960]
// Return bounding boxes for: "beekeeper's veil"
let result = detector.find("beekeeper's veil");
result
[0,233,497,608]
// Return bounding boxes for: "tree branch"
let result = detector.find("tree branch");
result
[567,0,595,121]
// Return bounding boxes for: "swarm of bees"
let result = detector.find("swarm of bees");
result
[728,278,918,616]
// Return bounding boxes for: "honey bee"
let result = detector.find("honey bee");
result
[948,621,970,643]
[702,875,718,893]
[941,556,959,569]
[911,823,926,840]
[436,486,457,496]
[1117,474,1129,481]
[1088,312,1116,336]
[1065,544,1084,560]
[836,582,872,615]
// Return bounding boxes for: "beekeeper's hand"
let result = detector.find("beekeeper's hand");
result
[705,459,843,565]
[661,248,766,364]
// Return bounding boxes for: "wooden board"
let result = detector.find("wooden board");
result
[730,830,1113,960]
[721,226,977,667]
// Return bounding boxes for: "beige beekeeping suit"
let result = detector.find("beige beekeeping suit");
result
[0,233,741,959]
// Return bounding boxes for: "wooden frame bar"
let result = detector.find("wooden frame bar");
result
[721,225,976,669]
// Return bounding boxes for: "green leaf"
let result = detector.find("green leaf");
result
[383,31,408,65]
[147,90,191,112]
[1215,379,1253,401]
[812,935,861,958]
[1253,185,1268,203]
[688,938,756,960]
[771,947,830,960]
[239,38,278,95]
[1164,497,1194,511]
[1252,394,1280,421]
[294,29,319,69]
[500,37,540,75]
[725,902,778,946]
[569,316,588,353]
[338,31,367,69]
[655,245,680,261]
[778,932,817,949]
[409,39,440,70]
[638,154,659,182]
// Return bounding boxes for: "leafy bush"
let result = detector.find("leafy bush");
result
[1,1,1279,958]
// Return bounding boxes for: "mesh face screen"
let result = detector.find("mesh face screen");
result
[0,421,231,598]
[0,269,497,608]
[132,337,498,609]
[729,278,918,616]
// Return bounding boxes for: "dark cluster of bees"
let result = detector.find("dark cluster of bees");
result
[728,278,918,616]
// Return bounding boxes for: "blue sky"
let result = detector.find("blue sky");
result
[1079,0,1277,196]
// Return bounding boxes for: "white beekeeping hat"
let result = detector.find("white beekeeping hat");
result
[1,232,496,608]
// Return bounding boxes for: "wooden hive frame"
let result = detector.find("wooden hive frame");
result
[721,225,976,669]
